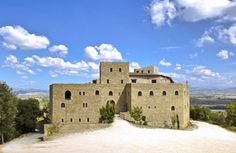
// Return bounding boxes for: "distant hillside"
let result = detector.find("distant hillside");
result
[14,88,48,96]
[190,87,236,98]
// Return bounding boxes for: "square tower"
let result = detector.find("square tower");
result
[100,62,129,84]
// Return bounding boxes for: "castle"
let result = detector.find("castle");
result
[48,62,190,131]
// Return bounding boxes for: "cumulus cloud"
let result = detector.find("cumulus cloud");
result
[85,44,122,61]
[149,0,177,26]
[216,49,234,60]
[187,66,223,80]
[218,24,236,45]
[24,55,99,77]
[49,44,68,56]
[4,55,34,77]
[159,58,172,66]
[149,0,236,26]
[0,26,50,50]
[129,62,141,72]
[196,33,215,47]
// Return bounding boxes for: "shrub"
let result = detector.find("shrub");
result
[129,106,142,122]
[209,111,226,126]
[190,105,210,121]
[226,102,236,127]
[99,103,115,123]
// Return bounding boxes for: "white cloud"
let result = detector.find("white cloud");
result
[161,72,186,82]
[149,0,177,26]
[129,62,141,72]
[85,44,122,61]
[189,52,198,59]
[0,26,50,50]
[175,64,182,70]
[49,44,68,56]
[187,66,223,80]
[4,55,34,76]
[196,34,215,47]
[24,55,99,77]
[218,24,236,45]
[216,49,234,60]
[159,58,172,66]
[149,0,236,26]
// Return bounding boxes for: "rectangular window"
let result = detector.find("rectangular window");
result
[110,68,113,72]
[131,79,136,83]
[152,80,157,83]
[121,80,123,84]
[119,68,122,72]
[79,118,81,122]
[148,70,150,73]
[107,79,109,84]
[83,92,85,95]
[87,118,89,122]
[86,103,88,108]
[83,103,85,108]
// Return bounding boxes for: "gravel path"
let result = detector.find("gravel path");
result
[1,117,236,153]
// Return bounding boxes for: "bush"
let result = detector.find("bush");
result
[99,103,115,123]
[130,106,142,122]
[190,105,210,121]
[209,111,226,125]
[226,102,236,127]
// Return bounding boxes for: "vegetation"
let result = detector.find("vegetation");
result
[191,102,236,132]
[15,98,41,134]
[129,106,147,125]
[46,123,60,136]
[0,82,49,144]
[99,103,115,123]
[0,82,17,143]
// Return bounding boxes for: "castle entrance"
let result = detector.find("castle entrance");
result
[107,100,119,114]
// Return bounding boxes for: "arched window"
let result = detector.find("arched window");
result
[149,91,154,96]
[171,106,175,111]
[65,90,71,99]
[119,68,122,72]
[95,90,99,95]
[162,91,166,96]
[61,103,65,108]
[109,91,113,96]
[175,91,179,96]
[138,91,142,96]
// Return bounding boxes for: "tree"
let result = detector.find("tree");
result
[99,103,115,123]
[0,82,17,143]
[190,105,210,121]
[226,102,236,127]
[15,98,41,134]
[130,106,143,123]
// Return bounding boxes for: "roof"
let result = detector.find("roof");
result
[129,73,174,83]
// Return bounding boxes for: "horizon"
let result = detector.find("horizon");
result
[1,0,236,89]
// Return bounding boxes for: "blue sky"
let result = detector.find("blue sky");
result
[0,0,236,89]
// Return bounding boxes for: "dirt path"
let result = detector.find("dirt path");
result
[1,118,236,153]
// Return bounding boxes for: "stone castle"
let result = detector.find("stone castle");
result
[48,62,190,131]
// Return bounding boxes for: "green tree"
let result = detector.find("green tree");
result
[15,98,41,134]
[190,105,210,121]
[226,102,236,127]
[99,103,115,123]
[130,106,143,123]
[0,82,17,143]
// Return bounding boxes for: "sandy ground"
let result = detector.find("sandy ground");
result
[1,117,236,153]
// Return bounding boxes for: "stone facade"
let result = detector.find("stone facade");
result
[47,62,190,133]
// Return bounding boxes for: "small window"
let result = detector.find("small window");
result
[171,106,175,111]
[119,68,122,72]
[79,118,81,122]
[138,91,142,96]
[65,90,71,100]
[175,91,179,96]
[121,80,123,84]
[79,92,81,95]
[62,118,64,122]
[83,103,85,108]
[141,70,143,73]
[61,103,65,108]
[148,70,150,73]
[162,91,167,96]
[131,79,136,83]
[87,118,89,122]
[86,103,88,108]
[107,79,109,84]
[83,92,85,95]
[152,80,157,83]
[110,68,113,72]
[70,118,73,122]
[150,91,154,96]
[148,106,150,109]
[136,71,139,73]
[109,91,113,96]
[95,90,99,95]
